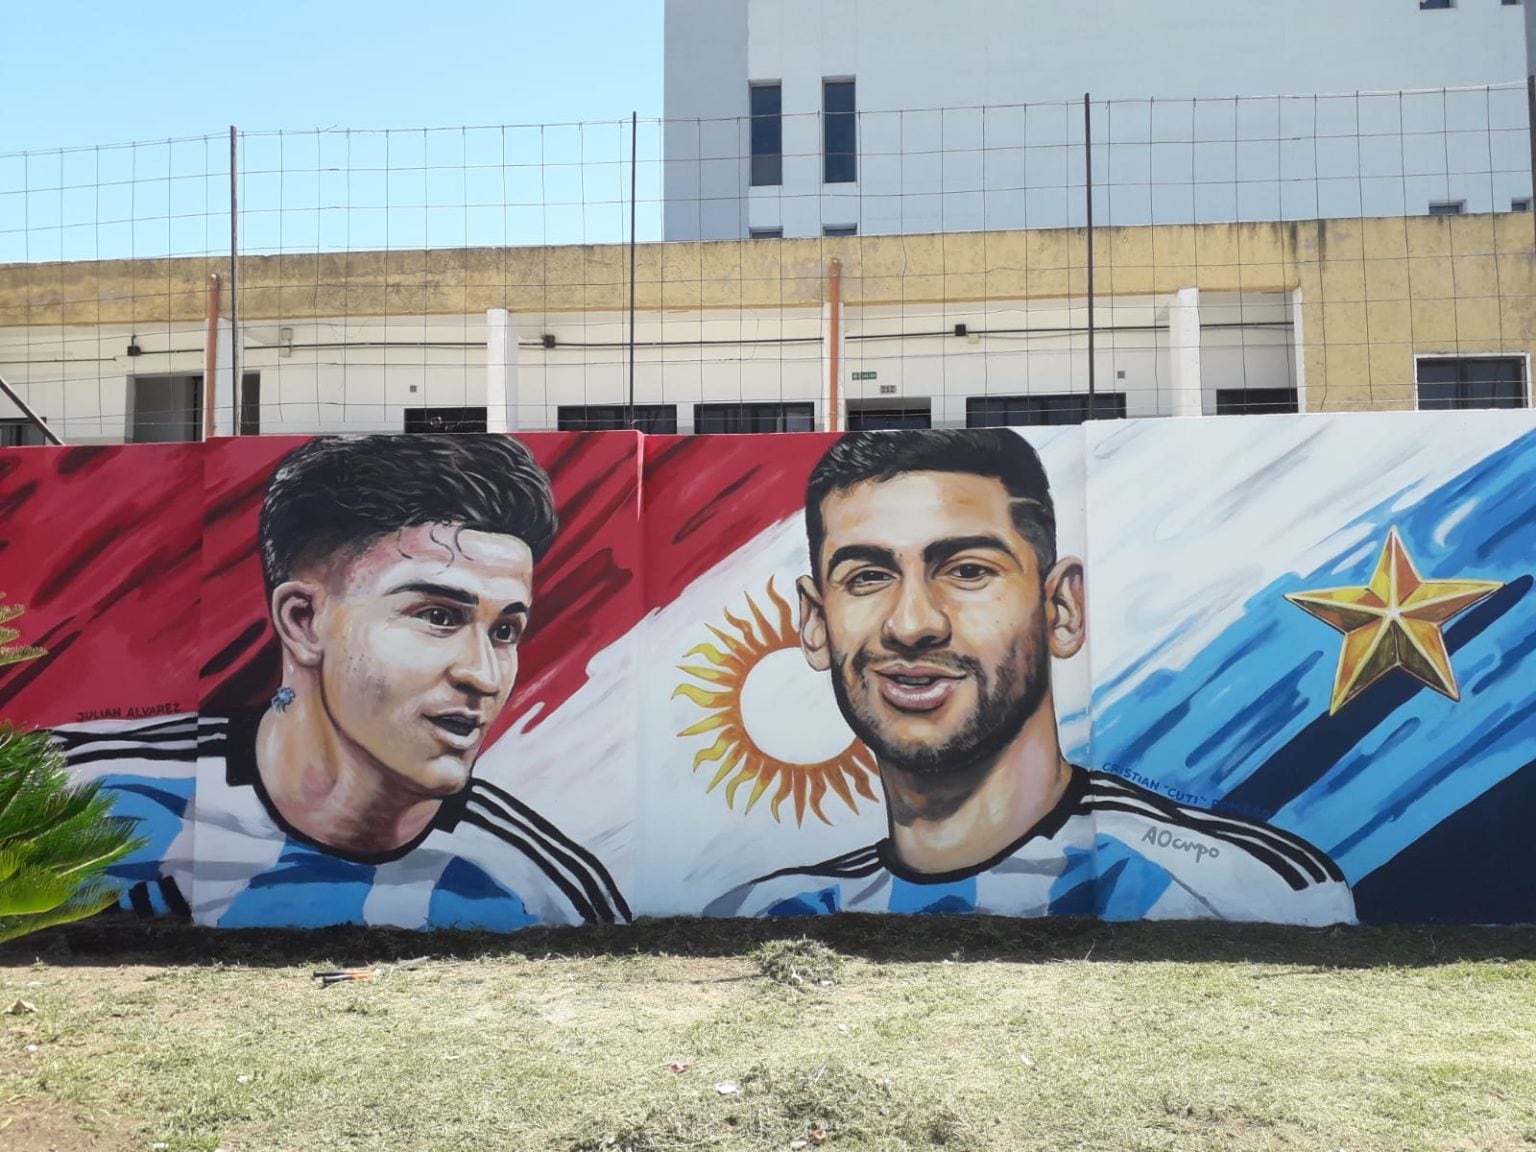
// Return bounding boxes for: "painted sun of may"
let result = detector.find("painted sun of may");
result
[672,578,879,826]
[1285,527,1503,715]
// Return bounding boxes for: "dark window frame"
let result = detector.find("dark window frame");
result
[1415,356,1529,410]
[1214,388,1300,415]
[0,418,48,447]
[846,404,932,431]
[966,393,1127,428]
[694,401,816,434]
[823,79,857,185]
[750,83,783,188]
[128,373,204,444]
[403,406,490,434]
[556,404,679,433]
[238,372,261,436]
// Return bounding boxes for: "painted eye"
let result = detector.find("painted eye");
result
[419,606,459,629]
[491,620,522,644]
[948,563,994,583]
[845,569,894,590]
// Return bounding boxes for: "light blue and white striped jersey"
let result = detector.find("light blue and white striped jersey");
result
[53,711,630,931]
[706,768,1356,927]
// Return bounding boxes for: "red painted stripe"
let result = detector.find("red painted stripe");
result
[0,430,834,742]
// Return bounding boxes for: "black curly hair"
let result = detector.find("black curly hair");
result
[259,434,557,596]
[804,428,1056,582]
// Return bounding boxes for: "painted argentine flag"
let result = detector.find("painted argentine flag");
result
[1084,410,1536,925]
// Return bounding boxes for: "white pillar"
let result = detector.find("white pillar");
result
[1168,287,1203,418]
[1290,287,1307,413]
[485,308,518,433]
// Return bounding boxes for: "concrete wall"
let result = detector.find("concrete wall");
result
[664,0,1530,239]
[1,214,1532,440]
[4,413,1536,929]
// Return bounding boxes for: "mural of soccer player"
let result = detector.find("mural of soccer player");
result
[708,429,1356,925]
[193,435,630,929]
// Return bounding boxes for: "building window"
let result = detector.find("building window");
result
[1428,200,1465,216]
[966,393,1126,427]
[823,79,857,184]
[1214,388,1299,415]
[695,402,815,434]
[749,227,783,239]
[1416,357,1528,410]
[1420,0,1453,9]
[823,224,857,237]
[750,83,782,188]
[129,374,203,443]
[1513,198,1531,213]
[0,418,47,447]
[239,372,261,436]
[846,404,931,431]
[557,404,678,433]
[403,406,489,433]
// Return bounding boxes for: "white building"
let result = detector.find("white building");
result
[663,0,1532,241]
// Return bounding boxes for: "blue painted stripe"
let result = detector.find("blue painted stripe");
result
[1090,429,1536,885]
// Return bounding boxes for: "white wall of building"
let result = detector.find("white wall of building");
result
[665,0,1531,240]
[0,290,1301,443]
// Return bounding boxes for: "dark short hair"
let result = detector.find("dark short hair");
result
[805,428,1056,580]
[259,434,558,595]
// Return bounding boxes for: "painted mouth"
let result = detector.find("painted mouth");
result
[427,714,484,745]
[872,665,965,714]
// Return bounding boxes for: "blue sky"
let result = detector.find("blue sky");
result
[2,2,666,255]
[6,1,663,151]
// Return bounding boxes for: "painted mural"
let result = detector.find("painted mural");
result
[0,411,1532,930]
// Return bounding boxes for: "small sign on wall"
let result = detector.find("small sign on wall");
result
[878,384,897,395]
[851,370,877,381]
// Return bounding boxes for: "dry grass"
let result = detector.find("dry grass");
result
[1,915,1534,1152]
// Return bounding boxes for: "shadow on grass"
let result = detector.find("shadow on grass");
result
[2,909,1533,972]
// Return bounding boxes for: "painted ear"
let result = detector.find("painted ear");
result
[1045,557,1086,660]
[270,580,325,669]
[796,574,831,673]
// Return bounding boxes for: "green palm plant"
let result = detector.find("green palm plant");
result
[0,722,146,945]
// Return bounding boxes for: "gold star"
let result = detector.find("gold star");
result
[1285,528,1502,715]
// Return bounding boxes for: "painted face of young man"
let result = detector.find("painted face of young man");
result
[798,471,1083,777]
[291,523,534,797]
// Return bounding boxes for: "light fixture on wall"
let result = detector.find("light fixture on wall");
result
[126,336,142,357]
[541,333,557,349]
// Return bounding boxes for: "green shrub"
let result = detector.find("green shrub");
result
[0,723,146,944]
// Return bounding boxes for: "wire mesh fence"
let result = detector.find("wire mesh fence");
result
[0,83,1532,446]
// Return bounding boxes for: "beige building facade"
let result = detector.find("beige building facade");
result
[0,212,1531,444]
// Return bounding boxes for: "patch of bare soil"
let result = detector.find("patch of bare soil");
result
[0,1096,121,1152]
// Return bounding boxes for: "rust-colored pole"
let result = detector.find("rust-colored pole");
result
[828,257,843,433]
[203,272,222,439]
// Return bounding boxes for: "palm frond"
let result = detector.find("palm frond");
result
[0,722,147,943]
[0,881,122,946]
